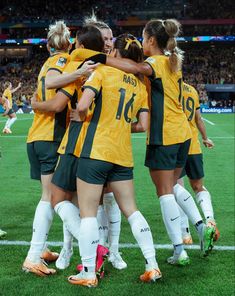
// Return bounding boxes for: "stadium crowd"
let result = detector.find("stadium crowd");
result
[1,0,234,22]
[1,46,234,107]
[0,0,233,289]
[0,0,234,107]
[2,23,234,39]
[0,0,234,38]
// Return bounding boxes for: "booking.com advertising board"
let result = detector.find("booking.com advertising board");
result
[200,106,234,114]
[1,105,234,115]
[201,84,235,113]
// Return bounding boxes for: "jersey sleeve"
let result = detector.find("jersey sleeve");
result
[133,85,149,119]
[58,82,76,99]
[48,56,70,73]
[144,56,158,78]
[57,62,78,98]
[83,69,103,97]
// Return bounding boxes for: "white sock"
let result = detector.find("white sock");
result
[4,119,10,129]
[79,217,99,274]
[174,184,203,225]
[128,211,158,269]
[96,205,108,246]
[7,117,17,128]
[54,201,80,241]
[178,205,191,237]
[63,223,73,251]
[103,192,121,254]
[159,194,183,246]
[27,201,54,263]
[195,189,214,220]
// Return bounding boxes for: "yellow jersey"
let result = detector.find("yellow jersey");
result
[57,60,86,155]
[78,65,149,167]
[57,48,102,155]
[3,88,12,108]
[182,83,201,155]
[27,53,70,143]
[145,55,191,146]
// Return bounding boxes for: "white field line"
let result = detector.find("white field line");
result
[0,118,32,123]
[0,135,27,138]
[202,117,215,125]
[0,240,234,251]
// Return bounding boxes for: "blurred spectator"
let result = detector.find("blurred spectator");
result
[211,99,217,107]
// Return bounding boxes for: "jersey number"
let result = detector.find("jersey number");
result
[40,76,46,101]
[182,96,195,121]
[116,88,136,123]
[177,78,183,103]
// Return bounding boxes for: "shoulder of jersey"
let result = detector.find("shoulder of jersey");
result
[63,61,81,73]
[51,53,70,68]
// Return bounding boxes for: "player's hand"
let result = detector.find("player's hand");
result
[18,82,22,88]
[202,138,214,148]
[70,109,83,122]
[77,61,100,77]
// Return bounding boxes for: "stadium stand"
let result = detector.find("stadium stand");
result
[0,0,234,111]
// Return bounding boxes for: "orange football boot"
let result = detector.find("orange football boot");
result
[22,259,56,276]
[140,268,162,283]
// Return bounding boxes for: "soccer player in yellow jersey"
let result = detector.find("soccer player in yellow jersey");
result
[56,34,162,288]
[30,25,105,271]
[22,21,73,276]
[83,15,127,270]
[2,81,21,134]
[43,18,127,272]
[82,19,215,263]
[178,82,219,242]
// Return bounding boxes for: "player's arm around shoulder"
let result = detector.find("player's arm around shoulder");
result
[31,91,69,113]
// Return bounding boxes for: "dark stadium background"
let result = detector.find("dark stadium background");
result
[0,0,234,114]
[0,2,234,296]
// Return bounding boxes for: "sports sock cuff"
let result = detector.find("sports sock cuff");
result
[127,210,141,224]
[159,194,175,203]
[54,200,70,213]
[173,183,184,195]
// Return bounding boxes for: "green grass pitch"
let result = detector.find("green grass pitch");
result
[0,113,234,296]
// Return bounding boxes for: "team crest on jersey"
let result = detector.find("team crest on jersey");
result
[56,57,67,68]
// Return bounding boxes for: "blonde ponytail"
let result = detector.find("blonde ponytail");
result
[47,20,70,52]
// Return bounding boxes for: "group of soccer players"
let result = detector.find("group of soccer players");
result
[0,14,219,288]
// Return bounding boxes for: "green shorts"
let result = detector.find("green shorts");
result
[27,141,60,180]
[77,158,133,185]
[145,139,191,170]
[52,153,78,192]
[7,108,15,115]
[180,153,204,180]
